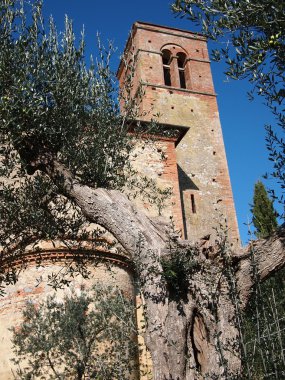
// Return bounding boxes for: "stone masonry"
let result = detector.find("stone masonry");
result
[118,21,240,245]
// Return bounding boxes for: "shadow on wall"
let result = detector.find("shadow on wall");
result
[177,164,199,240]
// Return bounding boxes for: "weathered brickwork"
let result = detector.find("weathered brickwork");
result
[0,246,135,379]
[130,137,184,234]
[118,22,240,245]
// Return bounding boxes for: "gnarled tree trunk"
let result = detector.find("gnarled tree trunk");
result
[27,160,285,379]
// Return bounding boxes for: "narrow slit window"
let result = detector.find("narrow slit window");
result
[191,194,196,213]
[177,52,187,89]
[162,49,172,86]
[164,67,171,86]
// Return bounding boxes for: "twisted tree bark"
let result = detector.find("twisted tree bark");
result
[35,160,285,380]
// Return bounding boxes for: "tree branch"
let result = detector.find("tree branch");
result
[46,352,61,379]
[42,160,168,257]
[236,224,285,308]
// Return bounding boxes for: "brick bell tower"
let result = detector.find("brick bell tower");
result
[117,22,240,246]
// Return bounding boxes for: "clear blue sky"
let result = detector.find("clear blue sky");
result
[42,0,279,245]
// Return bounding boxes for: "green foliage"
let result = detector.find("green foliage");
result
[11,284,138,379]
[0,0,171,283]
[241,183,285,379]
[161,245,200,295]
[0,0,136,188]
[0,0,135,255]
[172,0,284,103]
[251,181,278,239]
[242,260,285,379]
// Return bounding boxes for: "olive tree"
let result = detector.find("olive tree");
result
[1,1,285,379]
[11,284,137,380]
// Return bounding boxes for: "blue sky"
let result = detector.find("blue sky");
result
[42,0,278,244]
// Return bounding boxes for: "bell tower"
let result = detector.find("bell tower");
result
[118,22,240,246]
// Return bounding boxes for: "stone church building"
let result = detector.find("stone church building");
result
[0,22,239,379]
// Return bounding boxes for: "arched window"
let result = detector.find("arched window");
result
[177,52,187,89]
[162,49,172,86]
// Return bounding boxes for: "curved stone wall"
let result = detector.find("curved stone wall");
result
[0,249,134,379]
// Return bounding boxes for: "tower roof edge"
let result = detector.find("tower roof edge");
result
[134,21,206,40]
[117,21,206,78]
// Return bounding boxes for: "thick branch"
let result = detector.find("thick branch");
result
[236,225,285,308]
[43,160,168,257]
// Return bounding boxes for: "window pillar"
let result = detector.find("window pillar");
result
[177,52,187,89]
[170,56,181,88]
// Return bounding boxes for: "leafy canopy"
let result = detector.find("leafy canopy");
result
[0,0,173,293]
[172,0,285,103]
[0,0,136,292]
[0,0,137,188]
[11,284,137,379]
[0,0,167,263]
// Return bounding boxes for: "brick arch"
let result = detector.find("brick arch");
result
[160,44,189,89]
[160,43,188,57]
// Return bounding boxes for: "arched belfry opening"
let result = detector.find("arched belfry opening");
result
[160,45,188,89]
[177,52,187,89]
[162,49,172,86]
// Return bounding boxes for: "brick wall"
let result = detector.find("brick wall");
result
[118,22,240,246]
[0,245,134,379]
